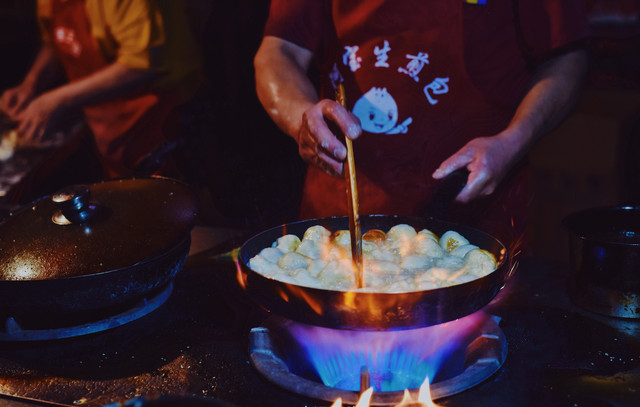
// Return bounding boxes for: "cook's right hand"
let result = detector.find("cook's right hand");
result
[297,99,361,176]
[0,83,35,120]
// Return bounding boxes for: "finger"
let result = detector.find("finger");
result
[17,117,37,142]
[321,100,362,141]
[34,126,46,143]
[316,150,344,176]
[432,153,472,179]
[18,122,33,142]
[304,106,347,161]
[1,92,13,107]
[456,170,489,203]
[300,143,344,177]
[5,99,28,120]
[2,98,18,118]
[12,97,29,116]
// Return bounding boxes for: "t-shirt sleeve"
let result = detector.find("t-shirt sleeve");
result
[36,0,52,45]
[518,0,591,62]
[263,0,329,55]
[103,0,166,71]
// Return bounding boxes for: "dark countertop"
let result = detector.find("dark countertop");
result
[0,227,639,407]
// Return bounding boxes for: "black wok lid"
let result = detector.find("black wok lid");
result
[0,177,199,281]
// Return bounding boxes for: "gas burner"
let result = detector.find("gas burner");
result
[249,313,506,406]
[0,283,173,342]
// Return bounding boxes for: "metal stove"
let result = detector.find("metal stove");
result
[1,284,173,342]
[0,228,638,407]
[249,313,506,405]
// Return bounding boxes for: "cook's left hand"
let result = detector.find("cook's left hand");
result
[15,92,66,144]
[432,131,521,203]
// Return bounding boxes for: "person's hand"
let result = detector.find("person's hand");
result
[0,82,36,120]
[297,99,361,176]
[432,130,522,203]
[14,91,66,143]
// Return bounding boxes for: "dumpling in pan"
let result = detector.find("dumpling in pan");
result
[296,239,321,259]
[332,230,351,247]
[400,254,431,271]
[303,225,331,243]
[259,247,285,264]
[434,255,466,270]
[439,230,469,253]
[366,259,401,278]
[248,255,283,278]
[387,224,417,242]
[417,228,439,243]
[386,224,417,256]
[464,249,497,277]
[275,234,301,252]
[415,237,445,258]
[288,268,324,289]
[277,251,311,271]
[318,259,355,289]
[451,244,478,258]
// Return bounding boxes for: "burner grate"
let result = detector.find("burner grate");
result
[0,283,173,342]
[249,314,507,406]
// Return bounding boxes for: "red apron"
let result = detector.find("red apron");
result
[49,0,179,178]
[300,0,529,248]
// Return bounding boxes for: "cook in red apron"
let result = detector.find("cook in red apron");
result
[48,0,180,178]
[299,0,529,248]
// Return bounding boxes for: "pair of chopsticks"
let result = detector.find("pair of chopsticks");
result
[335,83,364,288]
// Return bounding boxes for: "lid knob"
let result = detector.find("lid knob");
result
[52,185,98,224]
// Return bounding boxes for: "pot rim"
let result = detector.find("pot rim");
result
[562,205,640,245]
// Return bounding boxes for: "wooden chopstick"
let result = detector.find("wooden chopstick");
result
[335,82,364,288]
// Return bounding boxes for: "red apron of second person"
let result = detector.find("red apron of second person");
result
[49,0,180,179]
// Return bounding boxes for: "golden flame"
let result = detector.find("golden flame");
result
[356,388,374,407]
[283,284,324,315]
[337,377,440,407]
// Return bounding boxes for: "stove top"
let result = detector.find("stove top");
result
[0,227,639,407]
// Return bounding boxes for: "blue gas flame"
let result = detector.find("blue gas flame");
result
[286,312,488,392]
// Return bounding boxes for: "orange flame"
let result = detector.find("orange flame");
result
[282,284,324,315]
[233,250,247,290]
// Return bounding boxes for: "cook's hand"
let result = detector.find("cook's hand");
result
[0,83,36,120]
[432,132,520,203]
[297,99,361,176]
[15,92,65,143]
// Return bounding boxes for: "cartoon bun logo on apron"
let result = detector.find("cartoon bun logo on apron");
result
[352,87,412,134]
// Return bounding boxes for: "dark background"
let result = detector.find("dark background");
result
[0,0,639,259]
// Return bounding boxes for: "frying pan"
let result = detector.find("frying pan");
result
[238,214,511,330]
[0,177,199,325]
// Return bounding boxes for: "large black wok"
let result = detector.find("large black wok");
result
[0,177,199,325]
[238,215,511,330]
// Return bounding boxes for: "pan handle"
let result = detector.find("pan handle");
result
[423,168,469,220]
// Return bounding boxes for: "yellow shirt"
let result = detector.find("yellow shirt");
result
[37,0,202,101]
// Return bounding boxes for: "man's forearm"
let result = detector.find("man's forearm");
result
[500,48,589,159]
[254,36,318,141]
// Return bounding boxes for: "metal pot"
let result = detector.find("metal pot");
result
[0,177,199,323]
[238,215,511,330]
[563,205,640,318]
